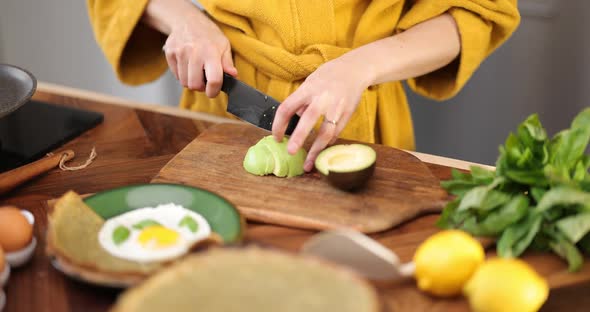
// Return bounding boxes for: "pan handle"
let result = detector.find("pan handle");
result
[0,150,75,196]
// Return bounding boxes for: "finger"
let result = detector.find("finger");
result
[328,108,353,145]
[187,54,205,92]
[204,60,223,97]
[286,101,325,155]
[304,121,337,172]
[177,51,190,88]
[272,87,309,142]
[296,107,306,116]
[221,48,238,76]
[164,47,179,80]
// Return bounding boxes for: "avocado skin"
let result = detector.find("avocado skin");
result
[321,163,376,191]
[314,144,377,191]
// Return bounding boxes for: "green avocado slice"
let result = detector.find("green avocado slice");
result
[243,144,274,176]
[260,136,289,177]
[243,136,307,178]
[287,147,306,177]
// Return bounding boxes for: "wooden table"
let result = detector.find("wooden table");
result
[2,83,589,312]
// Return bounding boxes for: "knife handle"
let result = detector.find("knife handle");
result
[220,73,235,94]
[285,115,300,136]
[202,71,234,94]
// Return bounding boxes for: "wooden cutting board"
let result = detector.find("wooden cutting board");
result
[152,123,450,233]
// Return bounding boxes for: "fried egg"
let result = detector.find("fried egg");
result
[98,203,211,263]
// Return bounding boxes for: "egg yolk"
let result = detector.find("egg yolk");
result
[137,226,180,249]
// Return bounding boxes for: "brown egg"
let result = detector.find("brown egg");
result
[0,207,33,252]
[0,245,5,270]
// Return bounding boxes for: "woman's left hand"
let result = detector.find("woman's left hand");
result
[272,56,372,172]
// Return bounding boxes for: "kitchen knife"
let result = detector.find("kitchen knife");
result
[217,73,300,135]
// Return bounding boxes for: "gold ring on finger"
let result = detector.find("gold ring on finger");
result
[324,118,337,126]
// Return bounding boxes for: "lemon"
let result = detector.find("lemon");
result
[413,230,485,297]
[463,258,548,312]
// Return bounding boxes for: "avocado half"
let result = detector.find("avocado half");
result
[314,144,376,191]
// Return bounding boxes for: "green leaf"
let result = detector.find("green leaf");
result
[556,212,590,244]
[179,215,199,232]
[549,129,566,162]
[530,231,552,252]
[535,186,590,213]
[436,198,460,229]
[551,108,590,170]
[571,107,590,130]
[457,186,489,212]
[113,225,130,245]
[440,180,480,197]
[451,168,471,180]
[460,217,485,236]
[578,233,590,255]
[481,190,512,211]
[457,185,512,213]
[505,168,548,187]
[516,147,533,168]
[478,195,529,236]
[450,210,472,227]
[470,166,496,184]
[572,108,590,128]
[543,206,567,222]
[441,169,484,196]
[572,157,590,182]
[520,114,547,142]
[547,228,584,272]
[513,215,543,257]
[488,176,508,190]
[497,214,542,258]
[544,164,573,186]
[530,187,547,203]
[582,177,590,192]
[505,133,520,151]
[132,219,162,230]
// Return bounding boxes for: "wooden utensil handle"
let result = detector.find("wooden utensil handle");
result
[0,150,75,195]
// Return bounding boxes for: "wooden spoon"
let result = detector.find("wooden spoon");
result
[0,150,75,195]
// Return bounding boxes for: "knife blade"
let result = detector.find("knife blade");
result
[218,73,299,135]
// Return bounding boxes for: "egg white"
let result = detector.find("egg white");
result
[98,203,211,263]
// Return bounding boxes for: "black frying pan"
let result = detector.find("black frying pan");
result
[0,63,37,119]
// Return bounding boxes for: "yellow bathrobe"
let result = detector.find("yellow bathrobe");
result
[87,0,519,150]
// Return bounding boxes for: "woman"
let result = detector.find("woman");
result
[87,0,519,171]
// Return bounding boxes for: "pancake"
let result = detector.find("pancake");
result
[111,247,380,312]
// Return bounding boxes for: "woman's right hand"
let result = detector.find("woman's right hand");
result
[163,10,237,97]
[143,0,237,97]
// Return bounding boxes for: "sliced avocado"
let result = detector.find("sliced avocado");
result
[243,136,307,178]
[243,144,274,176]
[287,147,306,177]
[314,144,376,191]
[260,137,289,177]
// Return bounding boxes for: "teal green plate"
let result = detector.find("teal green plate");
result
[84,183,245,243]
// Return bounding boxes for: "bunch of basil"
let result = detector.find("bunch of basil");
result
[438,108,590,272]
